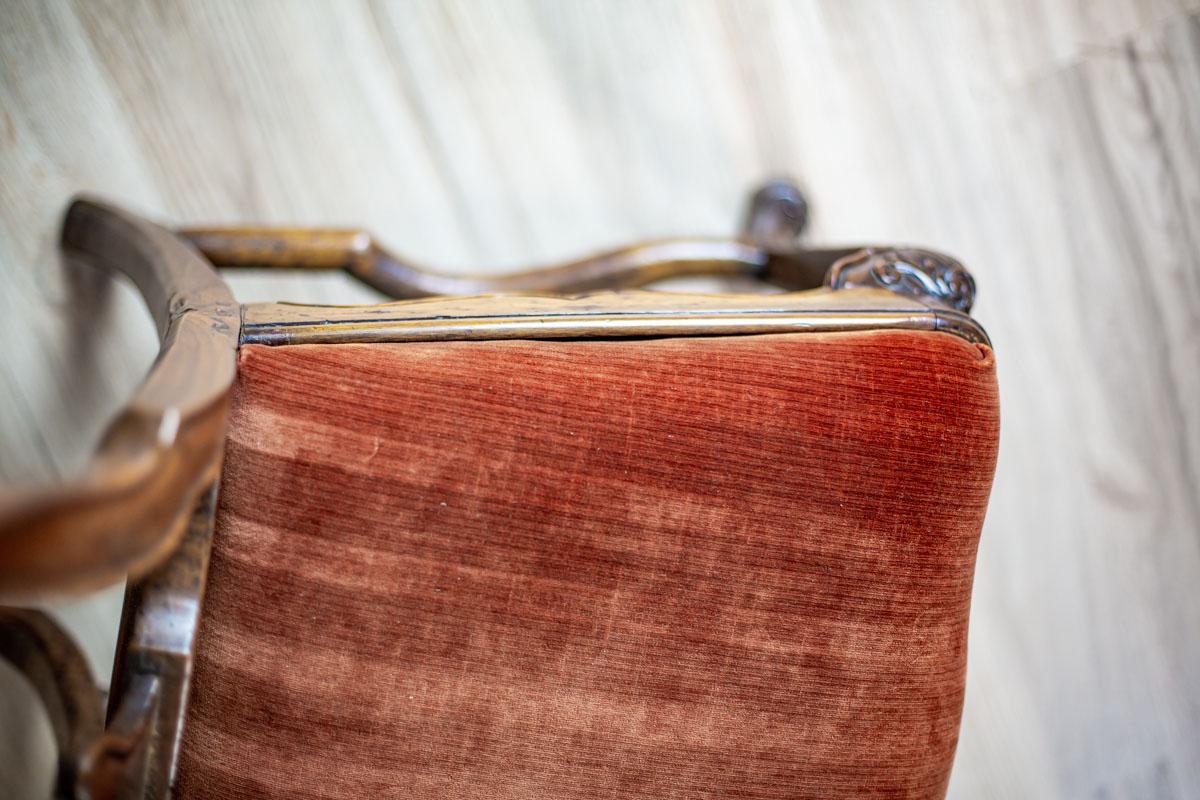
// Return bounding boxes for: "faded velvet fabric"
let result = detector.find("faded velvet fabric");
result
[176,330,999,799]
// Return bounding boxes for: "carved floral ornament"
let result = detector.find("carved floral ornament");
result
[827,247,976,313]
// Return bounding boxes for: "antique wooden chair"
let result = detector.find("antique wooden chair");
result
[0,182,998,799]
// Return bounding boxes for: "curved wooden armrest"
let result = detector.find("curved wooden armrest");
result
[0,199,238,601]
[180,227,856,299]
[181,180,856,298]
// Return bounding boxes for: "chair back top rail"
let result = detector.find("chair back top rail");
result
[180,225,855,298]
[180,179,827,299]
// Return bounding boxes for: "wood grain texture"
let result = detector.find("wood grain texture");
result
[1,1,1199,797]
[237,287,989,346]
[0,199,238,600]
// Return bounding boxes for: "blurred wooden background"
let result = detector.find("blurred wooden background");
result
[2,1,1199,797]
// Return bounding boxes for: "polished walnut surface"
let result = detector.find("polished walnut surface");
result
[239,287,988,347]
[177,329,998,799]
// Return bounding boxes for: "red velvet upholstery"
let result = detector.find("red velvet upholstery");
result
[177,330,998,799]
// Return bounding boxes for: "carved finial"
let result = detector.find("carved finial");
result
[742,179,809,251]
[826,247,975,313]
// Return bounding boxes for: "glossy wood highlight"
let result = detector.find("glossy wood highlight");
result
[181,227,856,299]
[0,201,237,601]
[240,288,989,346]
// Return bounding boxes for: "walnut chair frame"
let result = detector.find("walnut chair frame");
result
[0,182,988,799]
